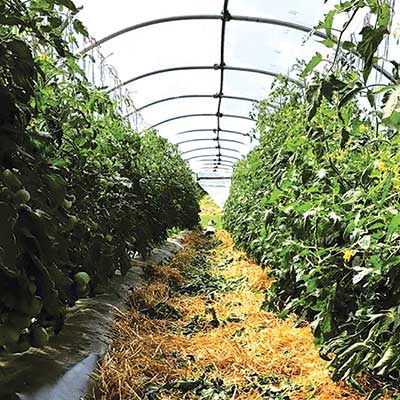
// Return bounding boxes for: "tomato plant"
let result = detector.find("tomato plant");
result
[0,0,199,353]
[225,0,400,393]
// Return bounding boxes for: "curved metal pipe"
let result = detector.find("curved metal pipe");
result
[81,14,394,83]
[175,138,246,146]
[175,129,251,138]
[192,164,233,170]
[189,158,236,164]
[196,169,233,174]
[201,187,230,190]
[146,113,254,131]
[134,94,259,113]
[181,146,241,156]
[109,65,297,93]
[110,66,211,92]
[185,154,240,161]
[197,174,232,179]
[190,158,235,169]
[230,15,326,36]
[81,15,221,53]
[195,168,233,174]
[192,160,234,166]
[81,14,325,54]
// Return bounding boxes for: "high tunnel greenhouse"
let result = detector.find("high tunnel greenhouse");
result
[1,0,400,399]
[76,0,398,206]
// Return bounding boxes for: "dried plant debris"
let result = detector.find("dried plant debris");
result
[98,231,384,400]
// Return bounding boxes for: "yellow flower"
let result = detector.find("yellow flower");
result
[377,161,387,173]
[343,250,356,263]
[359,124,366,133]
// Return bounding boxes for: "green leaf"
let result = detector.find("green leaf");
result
[306,84,323,121]
[386,213,400,241]
[323,9,337,38]
[342,40,355,51]
[357,26,389,82]
[73,19,88,37]
[320,38,335,48]
[320,75,347,102]
[300,53,323,79]
[268,186,283,204]
[57,0,78,12]
[338,86,364,109]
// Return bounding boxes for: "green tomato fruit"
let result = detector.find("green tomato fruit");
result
[73,271,90,288]
[31,326,49,348]
[5,334,30,353]
[65,215,78,231]
[47,174,66,206]
[14,188,31,204]
[105,234,113,242]
[63,199,72,209]
[2,169,23,192]
[0,325,20,346]
[68,194,76,203]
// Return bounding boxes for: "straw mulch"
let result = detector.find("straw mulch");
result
[98,231,369,400]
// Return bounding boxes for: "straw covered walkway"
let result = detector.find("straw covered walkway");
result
[97,230,368,399]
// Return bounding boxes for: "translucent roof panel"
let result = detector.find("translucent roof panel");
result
[140,98,219,131]
[124,70,221,110]
[153,116,218,138]
[90,20,221,81]
[76,0,221,38]
[76,0,397,206]
[225,21,328,79]
[229,0,332,27]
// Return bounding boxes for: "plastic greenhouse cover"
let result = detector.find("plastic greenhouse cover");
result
[75,0,399,207]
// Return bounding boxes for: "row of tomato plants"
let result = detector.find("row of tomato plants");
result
[224,0,400,396]
[0,0,199,353]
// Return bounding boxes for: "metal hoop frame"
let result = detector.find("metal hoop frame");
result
[80,4,395,176]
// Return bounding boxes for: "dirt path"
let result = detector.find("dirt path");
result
[98,231,364,399]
